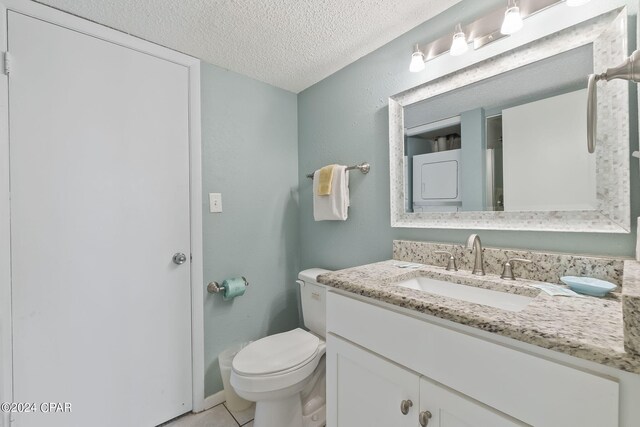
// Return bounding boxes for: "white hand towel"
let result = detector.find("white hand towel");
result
[313,165,349,221]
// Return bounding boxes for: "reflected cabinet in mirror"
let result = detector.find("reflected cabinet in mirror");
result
[389,7,630,233]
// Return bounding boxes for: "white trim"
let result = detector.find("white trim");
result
[1,0,196,66]
[0,0,205,422]
[0,3,10,425]
[188,62,205,413]
[203,390,226,412]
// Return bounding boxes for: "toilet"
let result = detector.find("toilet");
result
[230,268,330,427]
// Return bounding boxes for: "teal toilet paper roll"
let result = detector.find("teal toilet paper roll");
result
[223,277,246,301]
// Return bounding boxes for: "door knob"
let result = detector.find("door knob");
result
[419,410,432,426]
[172,253,187,265]
[400,399,413,415]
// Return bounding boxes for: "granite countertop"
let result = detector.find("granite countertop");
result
[318,260,640,374]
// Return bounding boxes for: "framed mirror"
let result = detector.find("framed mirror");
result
[389,7,630,233]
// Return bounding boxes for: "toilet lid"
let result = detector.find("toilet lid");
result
[233,328,320,376]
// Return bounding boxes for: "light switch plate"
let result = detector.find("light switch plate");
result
[209,193,222,213]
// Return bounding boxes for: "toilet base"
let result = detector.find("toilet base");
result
[253,396,325,427]
[302,403,326,427]
[253,394,301,427]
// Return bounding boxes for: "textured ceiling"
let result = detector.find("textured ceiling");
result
[35,0,461,93]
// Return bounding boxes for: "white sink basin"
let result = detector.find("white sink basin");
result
[396,276,534,312]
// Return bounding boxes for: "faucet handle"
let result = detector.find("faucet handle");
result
[434,250,458,271]
[500,257,533,280]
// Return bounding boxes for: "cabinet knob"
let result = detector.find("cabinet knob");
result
[400,399,413,415]
[419,410,432,426]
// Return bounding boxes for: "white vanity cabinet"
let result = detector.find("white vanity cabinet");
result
[326,291,627,427]
[419,377,520,427]
[328,334,520,427]
[327,334,418,426]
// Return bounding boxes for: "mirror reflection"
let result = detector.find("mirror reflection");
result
[403,45,595,214]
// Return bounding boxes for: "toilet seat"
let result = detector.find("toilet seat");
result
[231,329,326,394]
[233,328,320,376]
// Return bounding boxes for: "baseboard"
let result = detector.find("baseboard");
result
[202,390,225,411]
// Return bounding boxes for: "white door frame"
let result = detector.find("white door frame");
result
[0,1,205,425]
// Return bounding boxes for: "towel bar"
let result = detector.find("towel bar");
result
[306,162,370,179]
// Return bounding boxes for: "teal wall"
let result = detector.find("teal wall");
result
[201,63,300,395]
[460,108,486,211]
[298,0,640,271]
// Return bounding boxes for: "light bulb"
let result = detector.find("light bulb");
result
[566,0,590,6]
[450,24,468,57]
[409,45,426,73]
[501,2,523,35]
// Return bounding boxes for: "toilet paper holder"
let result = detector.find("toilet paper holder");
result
[207,277,249,294]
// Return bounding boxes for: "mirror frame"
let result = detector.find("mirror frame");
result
[389,8,630,233]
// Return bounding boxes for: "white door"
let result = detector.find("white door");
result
[9,11,192,427]
[419,377,525,427]
[326,334,418,427]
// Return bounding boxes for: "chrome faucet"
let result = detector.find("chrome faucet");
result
[466,234,485,276]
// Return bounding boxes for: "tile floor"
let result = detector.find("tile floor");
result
[162,402,255,427]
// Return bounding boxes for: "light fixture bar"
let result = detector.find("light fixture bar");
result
[418,0,560,61]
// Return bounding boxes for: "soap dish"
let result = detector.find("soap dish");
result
[560,276,617,297]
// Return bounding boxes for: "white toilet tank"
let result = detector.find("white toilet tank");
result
[297,268,331,338]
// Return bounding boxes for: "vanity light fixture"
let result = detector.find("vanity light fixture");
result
[408,0,568,72]
[450,23,469,56]
[501,0,524,35]
[566,0,590,6]
[409,44,426,72]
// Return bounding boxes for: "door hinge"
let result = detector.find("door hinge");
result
[3,52,10,76]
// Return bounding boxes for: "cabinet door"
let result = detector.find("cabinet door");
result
[327,334,419,427]
[419,377,524,427]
